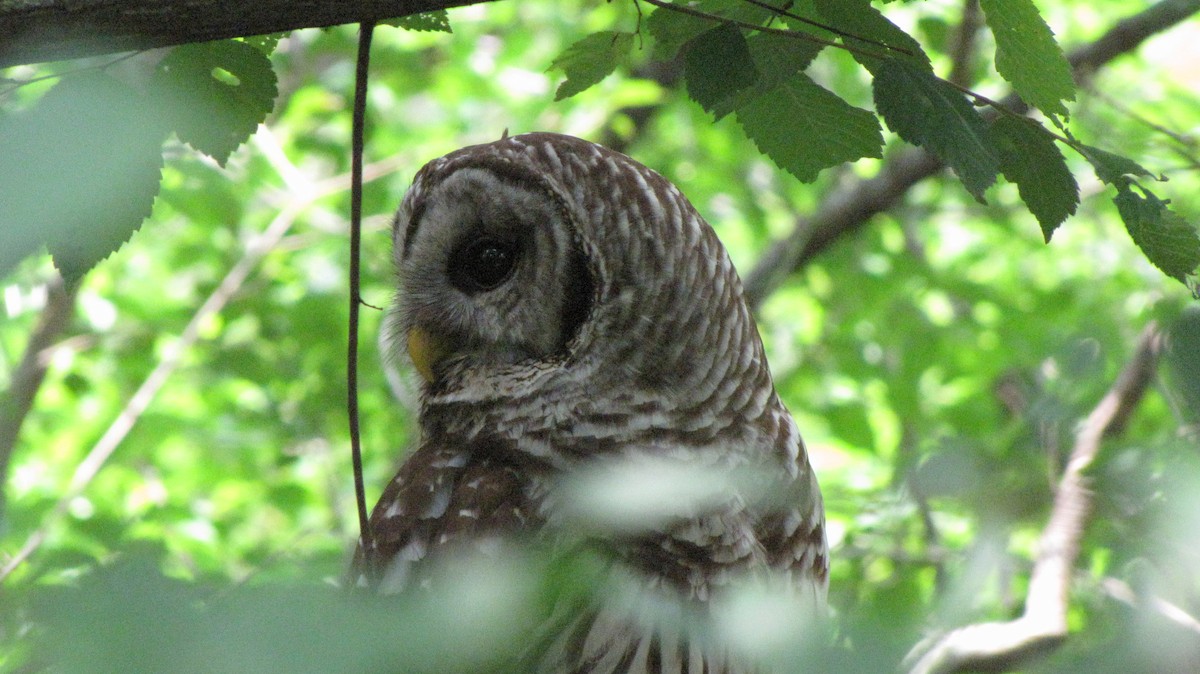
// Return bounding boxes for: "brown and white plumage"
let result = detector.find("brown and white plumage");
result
[354,133,827,673]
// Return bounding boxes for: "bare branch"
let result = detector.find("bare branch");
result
[905,324,1165,674]
[0,274,77,518]
[1099,576,1200,638]
[945,0,983,88]
[743,0,1200,309]
[0,133,404,583]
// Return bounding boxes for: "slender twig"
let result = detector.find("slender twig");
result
[0,275,78,519]
[347,20,375,563]
[1098,576,1200,638]
[1090,89,1199,166]
[0,51,141,98]
[0,201,302,584]
[639,0,889,61]
[737,0,916,56]
[905,324,1164,674]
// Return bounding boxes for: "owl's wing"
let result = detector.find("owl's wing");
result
[761,466,830,592]
[351,441,535,592]
[531,468,827,674]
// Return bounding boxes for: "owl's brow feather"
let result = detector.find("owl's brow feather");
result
[400,153,562,260]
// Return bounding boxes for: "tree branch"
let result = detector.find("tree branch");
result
[905,323,1165,674]
[0,130,404,583]
[0,273,77,520]
[1099,576,1200,638]
[0,0,499,68]
[742,0,1200,309]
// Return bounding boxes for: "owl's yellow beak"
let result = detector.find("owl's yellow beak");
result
[406,326,449,383]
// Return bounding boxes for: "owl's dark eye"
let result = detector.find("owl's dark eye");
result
[448,237,520,293]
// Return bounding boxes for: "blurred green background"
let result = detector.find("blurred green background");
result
[2,1,1198,671]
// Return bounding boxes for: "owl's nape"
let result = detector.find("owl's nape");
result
[358,132,828,673]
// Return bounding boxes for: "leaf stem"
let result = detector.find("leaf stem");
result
[639,0,891,61]
[737,0,916,56]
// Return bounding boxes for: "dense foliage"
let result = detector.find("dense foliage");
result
[2,1,1198,671]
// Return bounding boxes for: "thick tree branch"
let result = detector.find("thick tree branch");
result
[0,0,498,68]
[905,324,1165,674]
[743,0,1200,309]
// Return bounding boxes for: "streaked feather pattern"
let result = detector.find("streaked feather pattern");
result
[354,133,827,673]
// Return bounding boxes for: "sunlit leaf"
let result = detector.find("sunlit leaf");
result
[384,10,452,33]
[646,0,774,61]
[240,32,288,55]
[813,0,931,73]
[746,32,825,92]
[700,32,826,121]
[738,74,883,182]
[979,0,1074,119]
[548,31,634,100]
[684,24,758,119]
[1079,144,1155,185]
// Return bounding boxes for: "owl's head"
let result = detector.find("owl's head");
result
[391,143,595,395]
[391,133,768,414]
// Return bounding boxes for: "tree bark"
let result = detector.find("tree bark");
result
[905,324,1164,674]
[0,0,497,68]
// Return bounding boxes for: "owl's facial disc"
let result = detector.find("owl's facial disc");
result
[396,167,590,389]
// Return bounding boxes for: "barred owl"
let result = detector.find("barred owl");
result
[353,132,827,673]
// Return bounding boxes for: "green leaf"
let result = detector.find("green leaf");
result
[548,31,634,101]
[990,117,1078,241]
[645,0,777,61]
[383,10,452,32]
[737,75,884,183]
[813,0,931,74]
[747,31,825,90]
[1078,144,1155,185]
[156,40,278,165]
[689,30,825,121]
[979,0,1074,119]
[0,72,168,281]
[684,24,758,119]
[1113,186,1200,283]
[647,4,719,61]
[873,58,998,201]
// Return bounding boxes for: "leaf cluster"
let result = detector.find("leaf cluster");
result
[547,0,1200,287]
[0,39,278,283]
